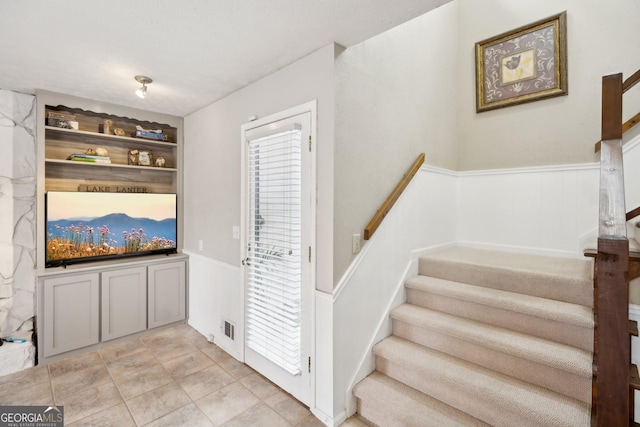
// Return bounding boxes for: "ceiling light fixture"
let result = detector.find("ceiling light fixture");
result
[134,75,152,99]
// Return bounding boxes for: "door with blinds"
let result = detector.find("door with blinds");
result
[242,106,314,406]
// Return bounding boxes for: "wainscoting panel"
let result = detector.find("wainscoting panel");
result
[184,250,242,360]
[333,168,457,420]
[457,165,600,257]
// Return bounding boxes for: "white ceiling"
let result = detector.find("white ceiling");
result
[0,0,450,117]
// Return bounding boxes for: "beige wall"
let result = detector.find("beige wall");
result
[333,2,459,283]
[184,44,339,293]
[456,0,640,171]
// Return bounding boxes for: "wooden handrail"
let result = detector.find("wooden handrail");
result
[594,111,640,152]
[627,206,640,222]
[363,153,425,240]
[623,69,640,93]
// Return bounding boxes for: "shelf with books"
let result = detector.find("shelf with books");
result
[45,126,178,150]
[44,158,178,172]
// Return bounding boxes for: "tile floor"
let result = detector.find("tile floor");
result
[0,324,368,427]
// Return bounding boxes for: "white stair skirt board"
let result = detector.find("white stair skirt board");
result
[354,246,593,427]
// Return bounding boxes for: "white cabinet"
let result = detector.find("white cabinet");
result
[101,267,147,341]
[38,256,188,361]
[148,261,186,328]
[43,273,100,357]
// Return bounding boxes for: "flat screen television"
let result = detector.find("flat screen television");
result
[45,191,177,268]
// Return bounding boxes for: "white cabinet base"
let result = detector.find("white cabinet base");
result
[37,254,188,363]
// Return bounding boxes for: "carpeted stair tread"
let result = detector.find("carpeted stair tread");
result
[405,275,593,329]
[391,304,592,377]
[374,336,590,427]
[354,372,490,427]
[419,247,593,306]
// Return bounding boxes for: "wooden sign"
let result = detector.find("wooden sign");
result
[78,184,150,193]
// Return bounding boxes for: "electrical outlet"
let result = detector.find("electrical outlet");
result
[232,226,240,239]
[198,239,203,251]
[352,234,361,254]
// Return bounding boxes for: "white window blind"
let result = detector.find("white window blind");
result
[246,127,302,376]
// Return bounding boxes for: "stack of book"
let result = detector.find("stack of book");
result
[67,154,112,164]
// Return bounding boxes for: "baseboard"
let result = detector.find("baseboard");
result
[343,257,416,417]
[456,240,583,259]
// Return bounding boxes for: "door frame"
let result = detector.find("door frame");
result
[239,100,317,405]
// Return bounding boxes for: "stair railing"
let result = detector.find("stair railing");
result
[594,69,639,426]
[363,153,425,240]
[595,69,640,153]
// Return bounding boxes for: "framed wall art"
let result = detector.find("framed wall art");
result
[475,11,567,113]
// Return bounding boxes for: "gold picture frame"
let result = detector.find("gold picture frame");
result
[475,11,568,113]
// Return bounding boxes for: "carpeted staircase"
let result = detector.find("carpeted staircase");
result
[353,246,595,426]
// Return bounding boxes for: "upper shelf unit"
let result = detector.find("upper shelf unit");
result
[41,103,181,194]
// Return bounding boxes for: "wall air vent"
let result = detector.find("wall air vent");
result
[223,319,235,341]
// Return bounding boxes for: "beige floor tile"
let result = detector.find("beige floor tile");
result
[51,364,112,399]
[298,413,328,427]
[187,333,212,349]
[0,364,49,387]
[221,402,290,427]
[0,380,54,406]
[239,372,280,400]
[141,326,185,345]
[56,381,122,425]
[144,337,199,363]
[142,402,214,427]
[195,382,260,425]
[49,352,103,378]
[177,364,235,400]
[67,402,136,427]
[113,364,174,400]
[265,390,311,425]
[162,350,214,378]
[126,381,191,426]
[340,416,370,426]
[218,356,254,379]
[98,339,147,362]
[105,349,158,378]
[201,344,233,363]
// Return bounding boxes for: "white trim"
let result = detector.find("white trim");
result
[332,168,425,301]
[623,132,640,153]
[240,100,318,407]
[420,164,459,177]
[457,162,599,177]
[343,257,413,416]
[332,221,381,302]
[182,250,240,271]
[630,303,640,319]
[410,241,458,260]
[456,240,584,259]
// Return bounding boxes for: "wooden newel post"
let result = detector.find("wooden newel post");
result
[595,73,628,426]
[602,74,623,141]
[595,238,629,426]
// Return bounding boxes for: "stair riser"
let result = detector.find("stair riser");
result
[406,288,593,351]
[375,356,538,427]
[393,320,592,404]
[418,258,593,306]
[354,373,491,427]
[355,400,383,427]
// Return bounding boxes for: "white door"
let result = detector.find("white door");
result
[241,104,315,406]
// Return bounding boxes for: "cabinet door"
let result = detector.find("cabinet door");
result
[148,261,186,328]
[43,273,100,357]
[102,267,147,341]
